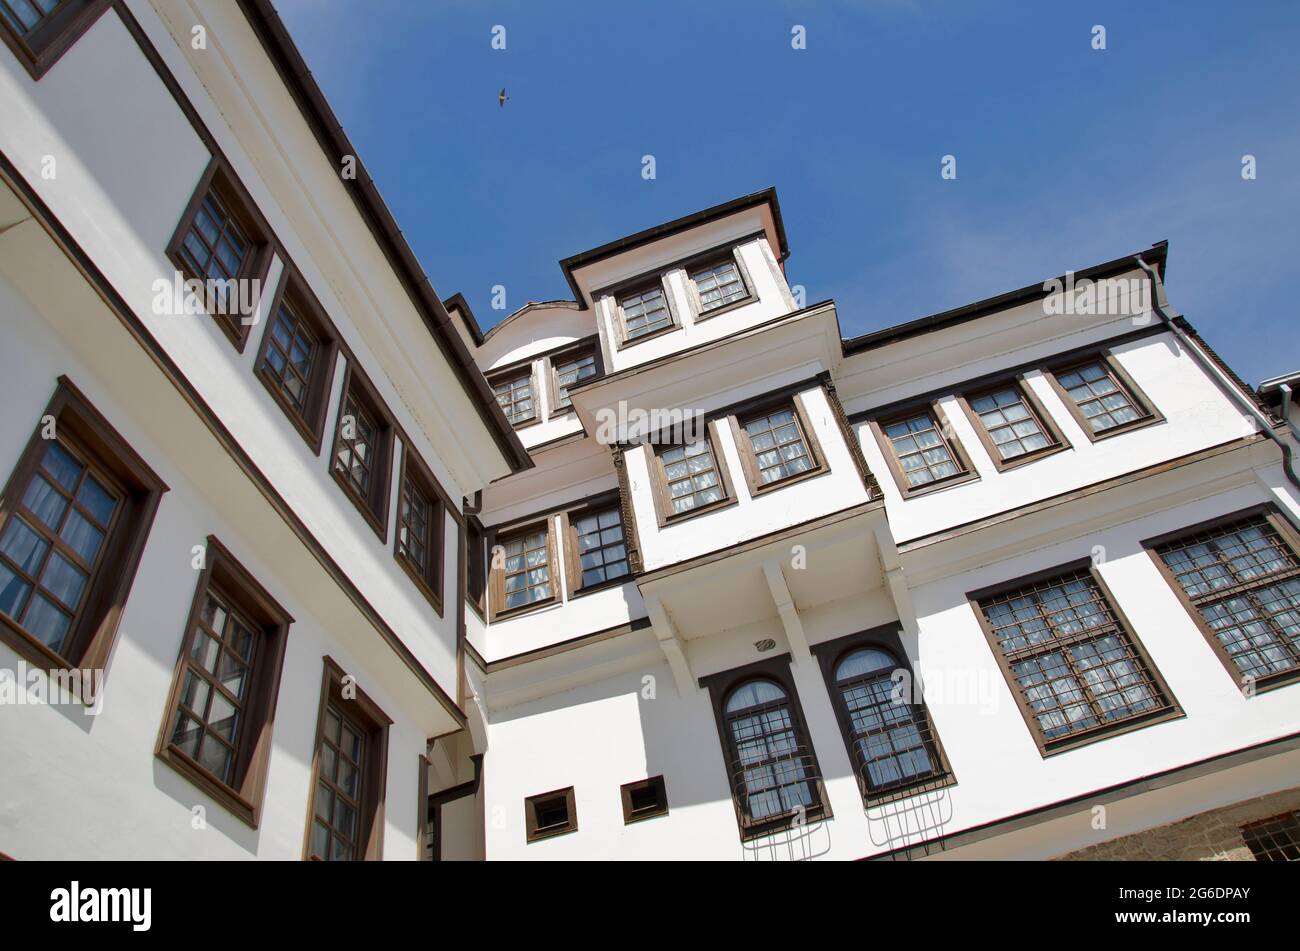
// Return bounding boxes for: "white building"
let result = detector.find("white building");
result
[1,1,1298,862]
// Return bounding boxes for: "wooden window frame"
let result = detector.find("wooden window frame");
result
[253,267,339,454]
[728,393,828,496]
[329,362,395,541]
[165,157,276,353]
[699,654,831,842]
[560,492,632,599]
[394,444,447,617]
[524,785,577,842]
[1042,350,1163,443]
[954,375,1070,472]
[645,419,738,527]
[545,338,603,417]
[610,275,681,350]
[154,535,292,828]
[487,360,541,430]
[810,625,956,806]
[968,559,1182,757]
[0,0,110,81]
[303,656,391,861]
[686,246,756,322]
[620,775,668,824]
[869,400,978,498]
[487,517,560,621]
[465,515,487,620]
[0,377,166,680]
[1143,504,1300,696]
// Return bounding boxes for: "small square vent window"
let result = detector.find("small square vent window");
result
[525,787,577,842]
[1241,811,1300,862]
[620,776,668,824]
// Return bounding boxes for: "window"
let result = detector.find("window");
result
[549,346,599,412]
[957,378,1067,470]
[732,395,826,494]
[489,519,559,618]
[254,272,338,451]
[1241,811,1300,862]
[690,252,752,316]
[620,776,668,824]
[647,422,736,525]
[0,378,165,677]
[490,366,537,427]
[330,365,394,539]
[871,403,975,497]
[616,281,675,344]
[1045,353,1159,440]
[812,628,953,804]
[305,658,391,861]
[155,536,291,828]
[0,0,109,80]
[564,503,629,594]
[465,517,486,618]
[166,159,274,351]
[524,786,577,842]
[700,657,829,840]
[1149,508,1300,692]
[394,446,445,614]
[972,564,1178,754]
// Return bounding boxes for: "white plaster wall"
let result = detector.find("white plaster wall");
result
[0,285,430,860]
[856,330,1258,543]
[632,385,872,572]
[0,7,467,700]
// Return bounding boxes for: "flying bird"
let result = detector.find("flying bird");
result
[498,87,508,108]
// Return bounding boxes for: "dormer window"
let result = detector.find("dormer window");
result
[689,251,753,317]
[490,365,538,428]
[616,281,676,345]
[550,345,599,412]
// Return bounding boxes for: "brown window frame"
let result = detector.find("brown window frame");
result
[811,625,956,806]
[1143,504,1300,695]
[620,775,668,824]
[0,0,109,81]
[699,655,831,842]
[329,363,395,541]
[545,339,603,416]
[154,535,292,828]
[968,560,1181,756]
[687,247,756,321]
[487,516,560,620]
[303,656,392,861]
[165,157,276,353]
[394,444,447,616]
[869,400,978,498]
[611,276,680,350]
[0,377,166,681]
[524,785,577,842]
[1240,810,1300,861]
[1042,350,1162,442]
[645,419,738,527]
[955,375,1070,471]
[488,360,540,430]
[729,393,828,496]
[253,268,339,454]
[465,515,487,619]
[561,493,631,598]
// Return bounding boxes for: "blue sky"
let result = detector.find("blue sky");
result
[279,0,1299,385]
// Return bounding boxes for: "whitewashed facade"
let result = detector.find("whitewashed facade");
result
[1,1,1298,862]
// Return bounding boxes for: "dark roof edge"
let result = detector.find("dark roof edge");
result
[842,241,1170,356]
[558,187,789,304]
[443,292,484,347]
[236,0,531,474]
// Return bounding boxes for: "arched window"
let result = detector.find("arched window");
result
[832,647,942,795]
[722,678,819,824]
